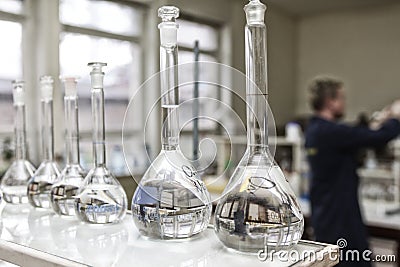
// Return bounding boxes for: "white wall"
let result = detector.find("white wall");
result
[266,5,297,127]
[295,3,400,121]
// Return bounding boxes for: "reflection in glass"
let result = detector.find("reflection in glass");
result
[49,215,80,254]
[27,208,55,248]
[119,226,214,267]
[1,204,31,244]
[76,223,128,267]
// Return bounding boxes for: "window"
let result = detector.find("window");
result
[0,0,229,177]
[178,18,220,109]
[59,33,140,131]
[0,20,22,129]
[178,19,219,52]
[0,0,23,14]
[59,0,142,36]
[59,0,144,173]
[176,17,222,165]
[0,0,24,170]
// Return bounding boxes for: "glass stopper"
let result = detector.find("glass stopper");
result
[158,6,179,22]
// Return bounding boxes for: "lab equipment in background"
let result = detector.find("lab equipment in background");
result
[365,150,378,169]
[1,81,36,204]
[75,62,127,224]
[50,76,86,216]
[110,145,126,176]
[359,138,400,204]
[28,76,61,208]
[285,122,302,142]
[214,0,304,253]
[131,6,211,239]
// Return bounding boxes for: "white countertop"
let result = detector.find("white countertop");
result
[299,198,400,230]
[0,204,338,267]
[361,200,400,230]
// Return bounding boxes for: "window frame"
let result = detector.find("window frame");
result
[59,0,147,139]
[0,0,231,168]
[57,0,149,173]
[178,13,222,62]
[177,13,224,135]
[0,6,25,139]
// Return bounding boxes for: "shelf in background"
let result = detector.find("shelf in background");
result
[358,168,394,180]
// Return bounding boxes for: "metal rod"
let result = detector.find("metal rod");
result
[193,40,200,161]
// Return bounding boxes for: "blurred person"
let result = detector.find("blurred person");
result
[305,76,400,267]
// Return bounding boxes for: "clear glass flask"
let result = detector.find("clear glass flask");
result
[214,0,304,253]
[28,76,61,209]
[131,6,212,239]
[51,76,86,216]
[74,62,127,224]
[1,81,36,204]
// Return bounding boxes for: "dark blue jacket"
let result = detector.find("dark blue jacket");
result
[305,116,400,266]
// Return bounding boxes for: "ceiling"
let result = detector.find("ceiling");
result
[265,0,400,16]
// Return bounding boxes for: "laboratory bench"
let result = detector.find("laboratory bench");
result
[363,200,400,267]
[0,203,339,267]
[300,198,400,267]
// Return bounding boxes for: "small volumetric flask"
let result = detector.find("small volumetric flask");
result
[131,6,212,239]
[74,62,127,224]
[28,76,61,209]
[50,76,86,216]
[1,81,36,204]
[214,0,304,253]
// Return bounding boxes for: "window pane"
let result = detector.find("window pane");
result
[177,51,218,131]
[59,32,139,99]
[59,32,141,132]
[60,0,143,36]
[178,20,218,51]
[178,51,218,100]
[0,20,22,130]
[0,0,23,14]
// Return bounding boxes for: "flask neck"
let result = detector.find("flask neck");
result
[91,87,106,167]
[41,99,55,161]
[161,105,179,151]
[64,95,80,166]
[245,23,269,151]
[14,104,27,160]
[160,39,179,151]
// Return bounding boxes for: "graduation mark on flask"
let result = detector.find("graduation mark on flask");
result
[249,176,276,190]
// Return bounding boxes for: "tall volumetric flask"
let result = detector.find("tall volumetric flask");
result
[131,6,211,239]
[1,81,36,204]
[214,0,304,253]
[74,62,127,224]
[51,77,86,216]
[28,76,61,209]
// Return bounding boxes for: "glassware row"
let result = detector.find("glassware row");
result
[0,0,304,255]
